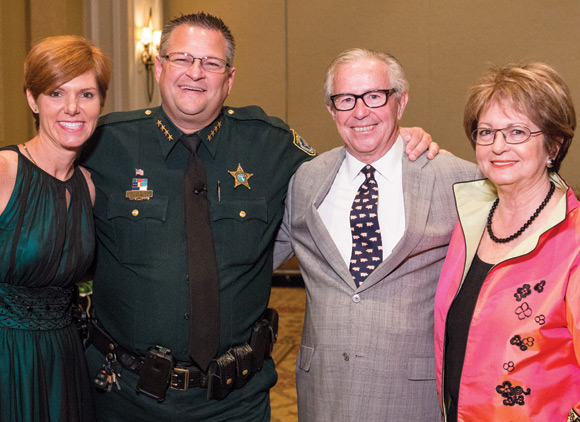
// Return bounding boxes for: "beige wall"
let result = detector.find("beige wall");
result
[165,1,288,120]
[2,1,580,188]
[0,0,83,146]
[1,1,30,144]
[167,0,580,189]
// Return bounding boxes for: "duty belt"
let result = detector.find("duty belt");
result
[87,308,278,401]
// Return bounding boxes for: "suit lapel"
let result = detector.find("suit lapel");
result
[305,148,357,290]
[360,154,434,290]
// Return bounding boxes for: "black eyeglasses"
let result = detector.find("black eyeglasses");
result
[471,125,543,145]
[164,52,230,73]
[330,89,395,111]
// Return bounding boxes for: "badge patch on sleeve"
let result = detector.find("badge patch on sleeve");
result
[291,129,316,156]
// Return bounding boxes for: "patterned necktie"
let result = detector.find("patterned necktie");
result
[181,134,220,371]
[349,165,383,287]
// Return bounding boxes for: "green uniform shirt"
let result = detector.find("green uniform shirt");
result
[81,105,314,421]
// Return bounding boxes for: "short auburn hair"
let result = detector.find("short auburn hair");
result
[24,35,111,108]
[464,62,575,173]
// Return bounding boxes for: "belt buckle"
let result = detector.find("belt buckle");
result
[170,367,189,391]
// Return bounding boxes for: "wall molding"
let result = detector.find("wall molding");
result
[83,0,163,114]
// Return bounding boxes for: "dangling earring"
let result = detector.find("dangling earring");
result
[546,158,554,169]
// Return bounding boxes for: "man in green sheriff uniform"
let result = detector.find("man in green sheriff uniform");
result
[80,12,435,422]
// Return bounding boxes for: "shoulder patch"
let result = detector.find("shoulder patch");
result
[97,108,155,127]
[291,129,316,156]
[224,106,316,155]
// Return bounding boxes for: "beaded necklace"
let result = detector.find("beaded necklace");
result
[487,181,555,244]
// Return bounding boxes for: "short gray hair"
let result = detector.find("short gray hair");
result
[323,48,409,107]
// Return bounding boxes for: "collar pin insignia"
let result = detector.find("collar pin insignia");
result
[157,120,175,142]
[207,120,222,142]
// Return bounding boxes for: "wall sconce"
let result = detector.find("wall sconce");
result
[139,8,161,103]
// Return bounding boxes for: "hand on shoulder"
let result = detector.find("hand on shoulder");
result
[400,127,440,161]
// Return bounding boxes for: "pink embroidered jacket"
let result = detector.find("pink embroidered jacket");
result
[435,176,580,422]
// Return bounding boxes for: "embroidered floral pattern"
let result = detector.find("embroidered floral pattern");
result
[496,381,531,406]
[510,334,535,351]
[503,361,515,372]
[514,284,532,302]
[497,279,550,410]
[534,280,546,293]
[514,280,546,302]
[515,302,533,320]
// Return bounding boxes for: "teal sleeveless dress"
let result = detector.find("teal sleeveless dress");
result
[0,145,96,421]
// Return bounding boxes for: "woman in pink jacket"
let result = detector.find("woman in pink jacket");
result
[434,62,580,422]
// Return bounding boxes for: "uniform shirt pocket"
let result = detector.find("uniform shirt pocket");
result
[211,198,268,266]
[106,196,169,266]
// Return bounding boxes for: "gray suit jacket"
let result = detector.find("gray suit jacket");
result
[274,146,481,422]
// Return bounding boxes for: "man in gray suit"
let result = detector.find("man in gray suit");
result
[275,49,480,421]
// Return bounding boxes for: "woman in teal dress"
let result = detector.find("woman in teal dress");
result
[0,35,110,421]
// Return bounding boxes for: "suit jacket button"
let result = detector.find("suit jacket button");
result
[352,294,361,303]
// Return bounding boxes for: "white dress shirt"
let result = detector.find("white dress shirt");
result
[317,136,406,268]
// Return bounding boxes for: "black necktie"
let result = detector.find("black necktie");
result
[181,133,220,371]
[349,165,383,287]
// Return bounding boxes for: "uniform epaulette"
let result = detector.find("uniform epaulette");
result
[223,106,289,131]
[223,106,316,156]
[97,108,157,127]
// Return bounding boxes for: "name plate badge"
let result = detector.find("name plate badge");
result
[126,177,153,200]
